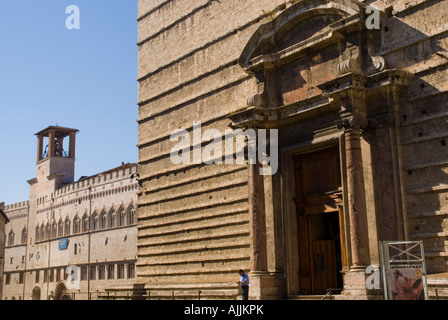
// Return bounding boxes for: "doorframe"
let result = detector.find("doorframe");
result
[281,132,350,296]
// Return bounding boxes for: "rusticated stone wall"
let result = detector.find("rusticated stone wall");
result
[137,0,448,292]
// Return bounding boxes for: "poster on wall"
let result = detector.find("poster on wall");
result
[380,241,429,300]
[389,268,425,300]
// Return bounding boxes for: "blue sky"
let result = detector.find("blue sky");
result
[0,1,138,204]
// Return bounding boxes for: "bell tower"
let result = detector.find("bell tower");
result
[35,126,79,185]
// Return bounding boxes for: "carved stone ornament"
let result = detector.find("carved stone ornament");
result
[338,56,362,75]
[336,115,369,131]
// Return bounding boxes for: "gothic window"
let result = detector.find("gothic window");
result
[58,219,64,237]
[52,220,57,238]
[100,210,107,229]
[64,217,71,236]
[45,223,51,240]
[40,225,45,241]
[8,230,15,246]
[82,213,89,233]
[108,209,116,228]
[73,216,80,234]
[127,205,135,226]
[35,225,40,242]
[118,207,126,227]
[92,212,99,231]
[21,227,27,245]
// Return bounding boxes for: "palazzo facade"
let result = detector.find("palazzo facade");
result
[1,126,138,300]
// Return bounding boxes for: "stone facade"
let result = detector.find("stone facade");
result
[2,126,138,300]
[137,0,448,299]
[0,203,9,300]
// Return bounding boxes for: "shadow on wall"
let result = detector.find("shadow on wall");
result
[374,0,448,273]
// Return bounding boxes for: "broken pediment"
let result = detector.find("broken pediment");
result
[239,0,365,73]
[230,0,396,130]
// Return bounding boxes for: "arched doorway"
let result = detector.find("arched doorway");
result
[32,286,41,300]
[55,282,70,300]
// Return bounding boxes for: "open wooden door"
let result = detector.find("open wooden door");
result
[293,147,345,295]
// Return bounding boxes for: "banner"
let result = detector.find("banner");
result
[389,268,425,300]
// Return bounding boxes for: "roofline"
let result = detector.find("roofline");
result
[78,163,138,181]
[35,126,79,136]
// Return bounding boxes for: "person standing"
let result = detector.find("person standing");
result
[237,269,249,300]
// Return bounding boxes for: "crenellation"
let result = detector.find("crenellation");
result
[4,201,29,212]
[2,127,138,301]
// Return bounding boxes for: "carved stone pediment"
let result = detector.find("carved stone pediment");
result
[235,0,382,117]
[230,0,406,132]
[239,0,365,73]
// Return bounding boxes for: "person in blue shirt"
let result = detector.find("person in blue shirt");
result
[237,269,249,300]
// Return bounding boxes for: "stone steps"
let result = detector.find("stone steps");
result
[100,282,240,300]
[427,273,448,300]
[286,295,328,300]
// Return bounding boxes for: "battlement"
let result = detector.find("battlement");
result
[4,200,30,212]
[54,163,138,197]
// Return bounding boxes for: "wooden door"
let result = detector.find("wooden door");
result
[293,147,344,295]
[313,240,338,294]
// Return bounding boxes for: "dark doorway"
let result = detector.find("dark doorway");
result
[55,282,68,300]
[32,286,41,300]
[293,147,345,295]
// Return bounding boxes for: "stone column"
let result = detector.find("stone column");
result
[37,135,44,161]
[247,131,284,300]
[69,132,76,159]
[248,147,269,300]
[337,116,372,298]
[248,159,268,272]
[344,127,370,269]
[48,130,56,157]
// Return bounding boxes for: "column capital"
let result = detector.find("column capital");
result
[336,115,368,131]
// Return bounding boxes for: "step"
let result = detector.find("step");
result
[426,273,448,300]
[286,295,327,300]
[100,282,241,300]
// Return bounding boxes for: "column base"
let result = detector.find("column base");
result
[341,268,382,300]
[248,271,285,300]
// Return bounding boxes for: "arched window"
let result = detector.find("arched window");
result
[127,205,135,226]
[35,225,40,243]
[21,227,27,245]
[82,213,89,233]
[64,217,71,236]
[45,223,51,240]
[8,230,15,246]
[100,210,107,230]
[91,212,99,231]
[40,225,45,241]
[52,221,57,238]
[108,209,116,228]
[73,216,80,234]
[58,219,64,237]
[118,207,126,227]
